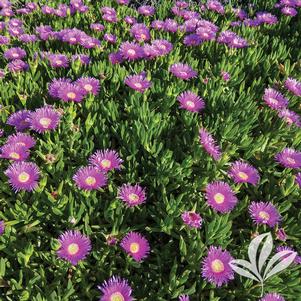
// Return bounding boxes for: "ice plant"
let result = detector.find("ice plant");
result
[73,166,107,191]
[125,74,151,93]
[120,232,150,262]
[181,211,202,228]
[169,63,197,80]
[199,128,222,160]
[228,161,260,185]
[119,42,144,61]
[58,83,86,102]
[205,181,238,213]
[177,91,205,112]
[89,149,123,172]
[117,184,146,207]
[202,246,234,287]
[0,143,29,161]
[27,106,61,133]
[260,293,286,301]
[75,77,100,96]
[278,109,301,127]
[249,201,281,228]
[5,161,40,192]
[275,148,301,169]
[98,276,133,301]
[57,230,91,265]
[284,77,301,96]
[263,88,289,110]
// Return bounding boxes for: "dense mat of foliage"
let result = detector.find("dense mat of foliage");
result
[0,0,301,300]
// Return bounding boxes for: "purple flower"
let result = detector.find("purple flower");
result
[183,34,203,46]
[263,88,289,110]
[205,181,238,213]
[295,172,301,188]
[48,54,69,68]
[119,42,144,61]
[0,220,5,236]
[164,19,178,33]
[281,6,298,16]
[275,148,301,169]
[104,33,117,44]
[130,23,150,41]
[117,0,129,5]
[7,110,31,131]
[124,16,136,25]
[278,109,301,127]
[151,39,173,56]
[202,246,234,287]
[19,34,38,43]
[260,293,285,301]
[57,230,91,265]
[89,149,123,172]
[218,31,238,44]
[177,91,205,112]
[228,36,248,48]
[256,12,278,25]
[207,0,225,14]
[196,27,216,41]
[98,276,133,301]
[181,211,202,228]
[5,161,40,192]
[73,166,107,191]
[125,74,151,93]
[8,60,28,73]
[249,201,281,227]
[151,20,165,30]
[0,35,10,45]
[221,71,230,82]
[179,295,190,301]
[109,51,124,64]
[2,43,21,56]
[276,228,287,241]
[199,128,222,160]
[284,78,301,96]
[72,54,90,65]
[138,5,155,16]
[75,77,100,96]
[48,78,72,98]
[120,232,150,262]
[58,83,86,102]
[118,184,146,207]
[27,106,61,133]
[169,63,197,80]
[6,133,36,149]
[0,143,29,161]
[228,161,260,185]
[90,23,105,32]
[276,246,301,264]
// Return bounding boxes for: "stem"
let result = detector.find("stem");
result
[260,281,264,297]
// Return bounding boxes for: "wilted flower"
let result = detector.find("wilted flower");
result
[181,211,202,228]
[199,128,222,160]
[276,228,287,241]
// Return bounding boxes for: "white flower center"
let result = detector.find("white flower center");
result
[18,172,30,183]
[67,243,79,255]
[214,193,225,204]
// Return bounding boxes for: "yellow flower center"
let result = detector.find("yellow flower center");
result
[286,157,295,164]
[130,242,140,254]
[56,60,62,65]
[238,171,248,180]
[186,100,195,108]
[67,243,79,255]
[101,159,111,168]
[18,172,30,183]
[84,84,93,91]
[259,211,270,221]
[110,292,124,301]
[214,193,225,204]
[85,176,96,186]
[67,92,76,99]
[128,193,139,203]
[39,117,52,128]
[211,259,225,273]
[128,49,136,55]
[10,152,20,159]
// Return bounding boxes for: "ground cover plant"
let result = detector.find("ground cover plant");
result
[0,0,301,300]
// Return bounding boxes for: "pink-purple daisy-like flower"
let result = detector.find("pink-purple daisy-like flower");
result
[5,161,40,192]
[89,149,123,172]
[256,12,278,25]
[263,88,289,110]
[119,42,144,61]
[249,201,281,228]
[260,293,285,301]
[281,6,297,16]
[6,133,36,149]
[275,148,301,169]
[205,181,238,213]
[75,77,100,96]
[48,54,69,68]
[98,276,133,301]
[284,78,301,96]
[27,106,61,133]
[276,246,301,264]
[57,230,91,265]
[181,211,202,228]
[8,59,28,73]
[130,23,151,42]
[48,78,72,99]
[117,184,146,207]
[58,83,86,102]
[138,5,155,16]
[7,110,31,131]
[0,143,29,161]
[228,161,260,185]
[125,74,151,93]
[4,47,26,60]
[199,128,222,160]
[179,295,190,301]
[169,63,197,80]
[0,220,5,236]
[183,34,203,46]
[177,91,205,112]
[202,246,234,287]
[295,172,301,188]
[120,232,150,262]
[278,109,301,127]
[73,166,107,191]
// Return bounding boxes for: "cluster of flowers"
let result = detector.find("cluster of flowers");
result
[263,78,301,128]
[275,0,301,16]
[48,77,100,102]
[2,47,28,73]
[41,0,89,17]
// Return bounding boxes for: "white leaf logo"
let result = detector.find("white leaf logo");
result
[229,232,297,297]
